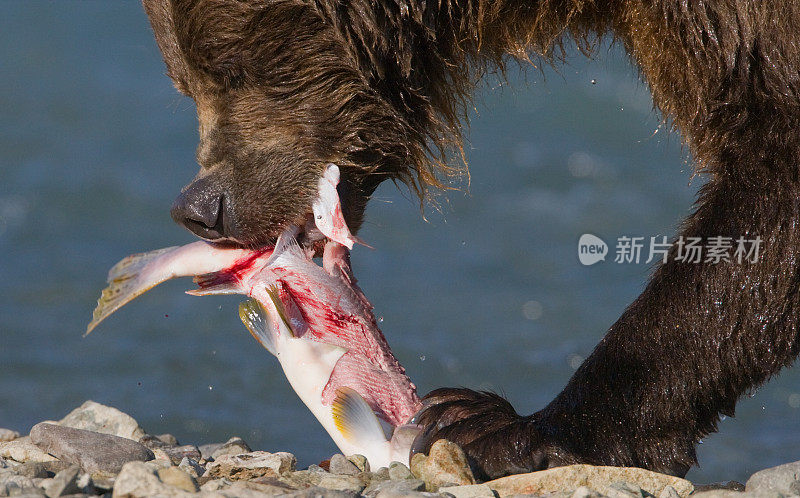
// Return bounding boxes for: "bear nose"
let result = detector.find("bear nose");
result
[170,177,228,240]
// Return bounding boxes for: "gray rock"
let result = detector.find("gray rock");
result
[605,482,644,498]
[210,437,252,460]
[571,486,602,498]
[347,455,370,473]
[0,431,19,443]
[14,464,49,479]
[389,462,415,481]
[199,443,223,461]
[30,423,154,474]
[374,492,444,498]
[225,479,298,496]
[112,461,194,498]
[155,434,178,446]
[44,466,80,498]
[318,474,366,493]
[281,469,327,489]
[0,471,36,497]
[57,401,144,441]
[485,465,693,497]
[0,439,58,464]
[410,441,476,492]
[745,460,800,496]
[156,466,198,493]
[206,451,296,480]
[372,467,390,482]
[329,455,360,476]
[658,485,680,498]
[178,456,205,478]
[309,465,329,473]
[137,435,169,450]
[438,484,497,498]
[364,478,426,497]
[280,486,361,498]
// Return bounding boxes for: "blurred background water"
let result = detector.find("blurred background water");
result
[1,1,798,484]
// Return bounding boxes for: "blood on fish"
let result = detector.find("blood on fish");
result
[197,248,272,289]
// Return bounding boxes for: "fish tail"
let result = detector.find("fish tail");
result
[86,246,178,336]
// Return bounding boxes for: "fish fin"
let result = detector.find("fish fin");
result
[262,225,300,267]
[331,387,387,445]
[312,164,361,250]
[264,285,294,337]
[185,271,239,296]
[390,423,421,463]
[86,246,179,336]
[238,299,278,356]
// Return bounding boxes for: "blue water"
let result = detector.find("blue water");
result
[1,1,798,484]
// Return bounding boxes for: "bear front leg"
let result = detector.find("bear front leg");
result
[413,172,800,479]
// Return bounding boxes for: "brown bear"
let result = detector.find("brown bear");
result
[142,0,800,480]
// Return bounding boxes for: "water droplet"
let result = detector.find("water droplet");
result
[761,405,765,410]
[461,241,466,246]
[208,385,213,390]
[218,305,222,310]
[522,300,543,320]
[419,355,426,361]
[590,79,597,85]
[378,316,384,323]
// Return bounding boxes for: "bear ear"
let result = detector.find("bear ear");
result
[142,0,192,95]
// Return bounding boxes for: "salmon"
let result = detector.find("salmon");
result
[87,165,421,467]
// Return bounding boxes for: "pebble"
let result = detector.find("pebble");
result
[605,481,644,498]
[484,464,693,497]
[30,423,154,474]
[438,483,496,498]
[329,454,360,475]
[0,439,58,464]
[155,434,178,446]
[365,478,426,497]
[318,474,367,493]
[572,486,603,498]
[0,431,19,443]
[657,485,680,498]
[178,456,205,478]
[348,455,370,473]
[0,471,37,496]
[14,463,49,480]
[44,465,81,497]
[112,461,194,498]
[389,462,415,481]
[210,437,252,460]
[156,466,198,493]
[287,486,362,498]
[198,443,223,461]
[745,459,800,496]
[410,441,476,491]
[57,401,145,441]
[206,451,296,480]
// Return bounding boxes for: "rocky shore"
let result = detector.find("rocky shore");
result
[0,401,797,498]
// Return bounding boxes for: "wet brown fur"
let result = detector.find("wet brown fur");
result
[143,0,800,479]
